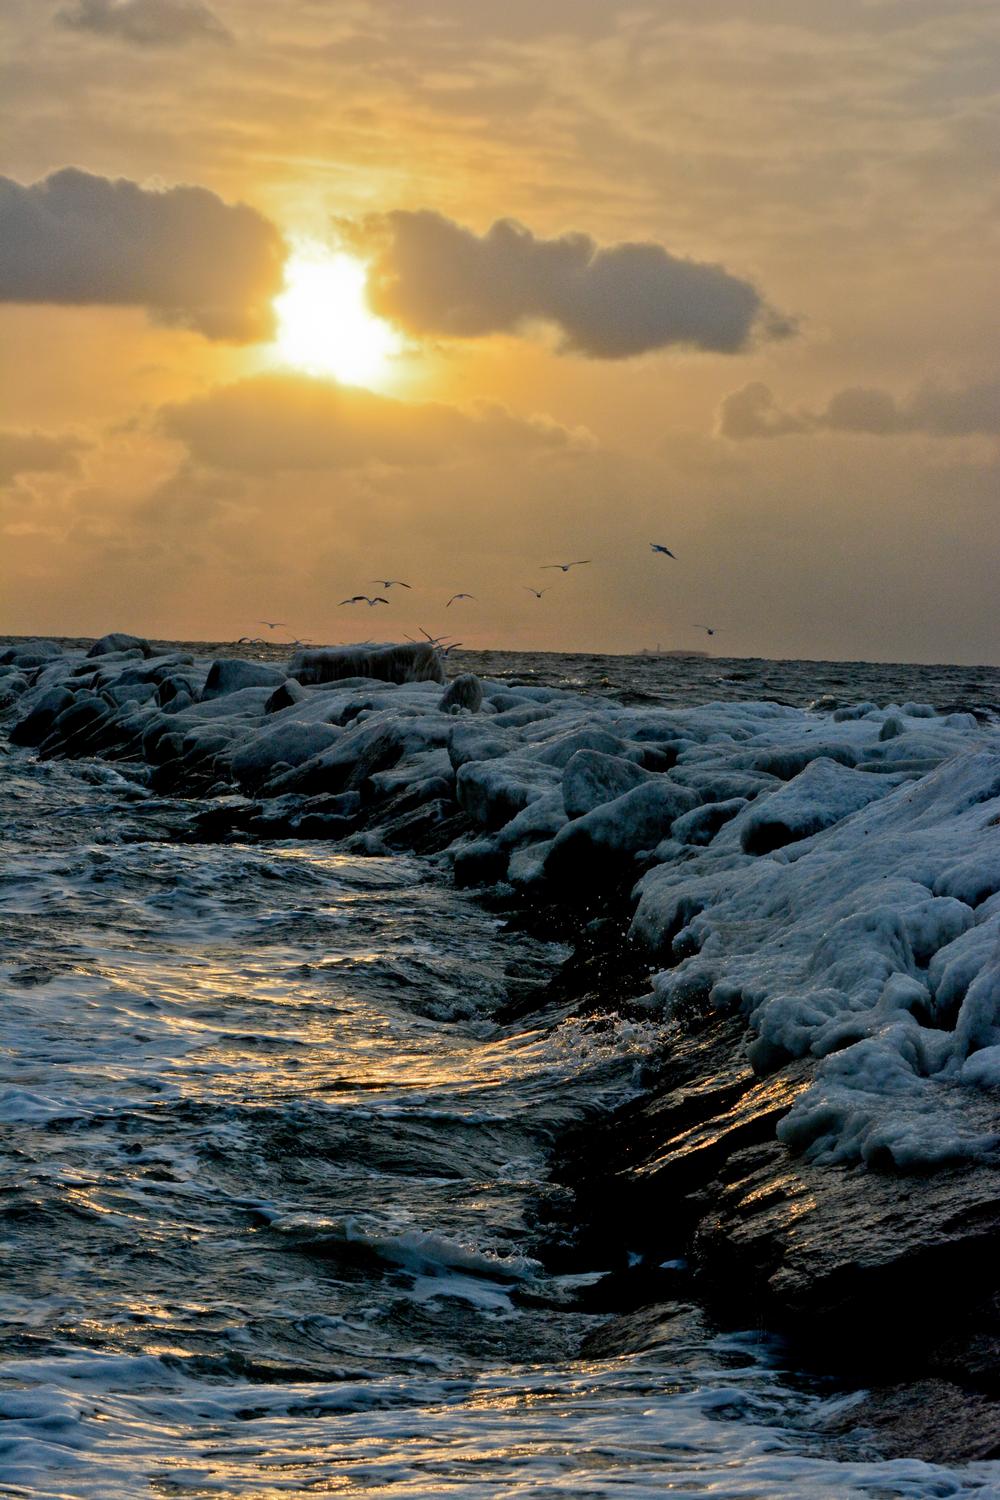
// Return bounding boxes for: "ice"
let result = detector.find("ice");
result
[290,641,445,685]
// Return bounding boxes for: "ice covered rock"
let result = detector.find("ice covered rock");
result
[201,658,287,699]
[265,678,307,713]
[528,726,631,770]
[438,673,484,714]
[456,756,561,829]
[86,632,151,658]
[732,757,903,855]
[448,722,521,771]
[227,720,343,791]
[562,749,655,819]
[289,642,445,686]
[633,748,1000,1168]
[545,778,698,885]
[672,797,748,847]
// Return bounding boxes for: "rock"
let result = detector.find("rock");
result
[545,778,698,885]
[438,673,484,714]
[0,640,64,666]
[562,750,655,820]
[453,838,508,887]
[448,721,520,771]
[228,720,342,792]
[289,642,445,686]
[455,756,560,830]
[734,758,900,856]
[265,678,307,713]
[201,658,287,700]
[86,632,151,658]
[672,797,748,847]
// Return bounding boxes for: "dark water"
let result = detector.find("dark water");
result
[1,642,997,1496]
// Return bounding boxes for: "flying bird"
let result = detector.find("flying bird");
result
[693,625,721,636]
[371,579,411,590]
[446,593,476,606]
[259,620,287,629]
[524,587,551,598]
[541,561,590,572]
[649,544,677,558]
[340,595,389,607]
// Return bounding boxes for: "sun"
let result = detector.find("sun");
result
[272,245,402,387]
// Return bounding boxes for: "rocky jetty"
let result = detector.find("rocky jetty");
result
[3,633,999,1461]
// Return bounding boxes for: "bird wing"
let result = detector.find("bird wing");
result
[372,597,389,605]
[340,596,364,605]
[569,560,591,567]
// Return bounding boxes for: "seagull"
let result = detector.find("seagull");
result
[524,587,551,598]
[259,620,287,629]
[693,624,721,637]
[237,636,265,645]
[446,593,476,607]
[541,561,590,572]
[340,595,389,607]
[371,579,411,590]
[650,543,677,558]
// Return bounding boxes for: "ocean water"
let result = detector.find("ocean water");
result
[2,645,999,1497]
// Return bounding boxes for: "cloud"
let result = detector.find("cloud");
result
[719,377,1000,439]
[347,211,792,359]
[0,168,284,340]
[159,372,591,472]
[0,429,88,484]
[56,0,230,48]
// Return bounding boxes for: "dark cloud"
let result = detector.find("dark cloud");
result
[56,0,230,48]
[159,372,588,472]
[719,377,1000,439]
[0,168,284,340]
[348,211,791,359]
[0,429,88,484]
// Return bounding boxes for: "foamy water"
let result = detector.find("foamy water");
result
[2,648,999,1497]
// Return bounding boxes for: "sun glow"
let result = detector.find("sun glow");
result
[273,246,402,387]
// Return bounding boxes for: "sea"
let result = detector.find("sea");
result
[2,645,999,1498]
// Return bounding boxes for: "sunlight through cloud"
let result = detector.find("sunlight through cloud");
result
[273,244,403,388]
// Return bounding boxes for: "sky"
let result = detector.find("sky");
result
[1,0,998,663]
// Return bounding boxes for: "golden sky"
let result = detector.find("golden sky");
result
[1,0,998,661]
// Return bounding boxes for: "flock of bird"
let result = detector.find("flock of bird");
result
[242,543,721,648]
